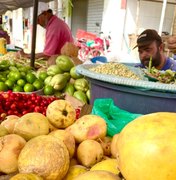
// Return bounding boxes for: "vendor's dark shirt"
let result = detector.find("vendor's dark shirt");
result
[135,57,176,71]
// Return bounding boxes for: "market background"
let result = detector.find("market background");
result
[1,0,176,63]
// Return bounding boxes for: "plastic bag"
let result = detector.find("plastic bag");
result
[91,98,142,137]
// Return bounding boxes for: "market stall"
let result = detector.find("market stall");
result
[0,1,176,180]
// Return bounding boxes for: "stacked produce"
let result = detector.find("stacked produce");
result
[0,52,90,104]
[90,62,141,80]
[1,99,176,179]
[41,55,90,103]
[0,91,81,121]
[0,59,45,93]
[0,99,121,180]
[144,66,176,83]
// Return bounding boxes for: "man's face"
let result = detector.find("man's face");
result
[138,41,162,68]
[37,13,47,28]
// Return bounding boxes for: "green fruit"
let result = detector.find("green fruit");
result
[26,73,37,84]
[47,65,63,76]
[20,72,26,78]
[44,76,53,85]
[0,82,8,91]
[63,72,71,81]
[38,71,48,81]
[86,89,91,101]
[70,66,83,79]
[0,77,6,82]
[49,74,68,91]
[33,79,44,90]
[56,55,74,72]
[15,63,23,68]
[54,91,62,97]
[8,71,21,81]
[17,79,26,87]
[5,79,14,89]
[18,66,32,72]
[13,85,23,92]
[44,85,55,95]
[73,90,88,104]
[63,83,75,96]
[9,66,19,71]
[74,78,89,92]
[24,83,35,92]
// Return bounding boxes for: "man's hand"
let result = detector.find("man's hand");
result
[16,49,29,59]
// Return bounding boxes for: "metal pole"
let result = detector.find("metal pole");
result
[30,0,39,68]
[158,0,167,35]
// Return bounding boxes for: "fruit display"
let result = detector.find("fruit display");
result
[39,54,90,103]
[0,91,81,122]
[0,91,58,121]
[144,66,176,83]
[0,59,46,93]
[0,99,122,180]
[0,53,90,104]
[1,98,176,179]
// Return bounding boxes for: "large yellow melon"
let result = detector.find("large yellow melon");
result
[18,135,70,180]
[117,112,176,180]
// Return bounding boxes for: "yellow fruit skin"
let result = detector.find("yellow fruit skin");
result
[77,140,104,168]
[90,159,120,175]
[0,134,26,174]
[117,112,176,180]
[74,170,121,180]
[66,114,107,143]
[46,100,76,129]
[18,135,70,180]
[0,124,9,137]
[10,173,43,180]
[49,129,75,158]
[63,165,88,180]
[13,113,49,141]
[110,134,119,158]
[1,115,19,134]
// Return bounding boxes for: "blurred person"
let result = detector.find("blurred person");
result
[0,25,10,44]
[134,29,176,71]
[167,36,176,55]
[18,9,74,60]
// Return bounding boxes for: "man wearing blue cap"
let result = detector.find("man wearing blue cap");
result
[134,29,176,71]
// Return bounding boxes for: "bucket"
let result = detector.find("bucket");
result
[0,38,7,55]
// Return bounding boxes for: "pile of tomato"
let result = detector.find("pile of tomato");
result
[0,90,81,121]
